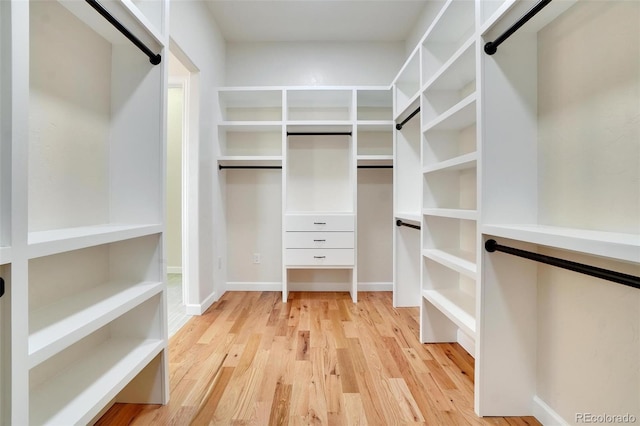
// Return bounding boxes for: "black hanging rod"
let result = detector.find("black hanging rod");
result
[85,0,162,65]
[358,165,393,169]
[484,0,552,55]
[485,239,640,290]
[396,107,420,130]
[287,132,352,136]
[0,277,4,298]
[219,165,282,170]
[219,165,393,170]
[396,219,421,230]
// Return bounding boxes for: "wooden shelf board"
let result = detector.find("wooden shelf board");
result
[28,224,162,259]
[30,337,164,426]
[422,248,477,278]
[423,152,477,174]
[482,224,640,264]
[29,281,163,369]
[423,288,476,336]
[422,208,477,221]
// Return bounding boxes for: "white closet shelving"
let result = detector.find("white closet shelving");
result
[2,0,170,423]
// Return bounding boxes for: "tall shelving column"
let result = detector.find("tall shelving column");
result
[4,0,171,423]
[418,0,477,355]
[392,51,422,308]
[284,89,357,302]
[477,0,639,418]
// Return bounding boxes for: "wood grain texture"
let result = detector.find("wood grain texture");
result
[96,292,541,425]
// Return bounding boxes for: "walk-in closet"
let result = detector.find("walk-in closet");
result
[1,0,638,424]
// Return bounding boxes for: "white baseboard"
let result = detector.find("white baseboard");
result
[185,291,217,315]
[533,396,569,426]
[457,329,475,356]
[224,281,392,292]
[167,266,183,274]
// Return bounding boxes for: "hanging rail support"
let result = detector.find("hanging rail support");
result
[485,239,640,290]
[85,0,162,65]
[396,219,421,230]
[484,0,552,55]
[395,107,420,130]
[287,132,352,136]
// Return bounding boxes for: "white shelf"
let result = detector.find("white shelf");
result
[286,121,353,129]
[423,208,477,221]
[0,247,11,265]
[28,224,162,259]
[423,37,476,92]
[218,156,283,167]
[423,288,476,337]
[482,224,640,264]
[422,248,476,279]
[423,152,477,174]
[218,121,282,130]
[357,155,393,166]
[29,281,163,369]
[356,121,393,130]
[423,93,476,132]
[30,337,164,426]
[395,212,422,224]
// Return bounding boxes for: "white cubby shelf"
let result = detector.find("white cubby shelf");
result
[423,208,477,221]
[423,151,477,174]
[422,93,476,132]
[422,288,475,336]
[422,248,476,279]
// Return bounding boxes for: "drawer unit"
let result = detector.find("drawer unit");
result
[285,214,355,232]
[285,232,354,249]
[286,249,354,266]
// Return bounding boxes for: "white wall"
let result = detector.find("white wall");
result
[166,86,182,271]
[170,0,226,312]
[536,1,640,422]
[225,41,405,86]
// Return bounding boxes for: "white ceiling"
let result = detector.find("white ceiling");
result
[205,1,430,43]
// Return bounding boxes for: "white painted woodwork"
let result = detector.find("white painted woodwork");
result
[285,232,354,249]
[285,249,355,267]
[285,214,355,232]
[1,0,170,423]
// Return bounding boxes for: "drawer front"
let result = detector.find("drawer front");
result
[286,249,354,266]
[285,232,354,249]
[285,214,355,232]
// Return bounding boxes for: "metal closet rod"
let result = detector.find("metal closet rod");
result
[0,277,4,298]
[85,0,162,65]
[395,107,420,130]
[396,219,421,230]
[287,132,352,136]
[484,0,552,55]
[218,165,393,170]
[485,239,640,290]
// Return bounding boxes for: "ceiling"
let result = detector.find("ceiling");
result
[205,1,430,43]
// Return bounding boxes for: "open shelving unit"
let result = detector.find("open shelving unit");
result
[2,0,170,423]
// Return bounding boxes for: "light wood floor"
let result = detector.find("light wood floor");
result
[97,291,541,425]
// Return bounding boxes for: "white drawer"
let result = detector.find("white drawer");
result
[285,249,354,266]
[285,232,354,249]
[285,214,355,232]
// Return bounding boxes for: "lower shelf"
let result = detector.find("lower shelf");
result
[422,288,476,337]
[30,337,164,426]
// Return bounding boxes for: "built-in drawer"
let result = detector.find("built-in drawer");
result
[285,214,355,232]
[285,232,354,249]
[285,249,354,266]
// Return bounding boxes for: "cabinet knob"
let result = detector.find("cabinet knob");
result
[313,222,326,225]
[313,239,326,242]
[313,256,326,259]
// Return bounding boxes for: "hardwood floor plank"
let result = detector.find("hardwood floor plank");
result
[97,292,541,426]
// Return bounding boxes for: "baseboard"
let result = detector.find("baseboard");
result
[224,282,392,292]
[185,291,217,315]
[533,396,569,426]
[456,329,475,356]
[226,282,282,291]
[167,266,182,274]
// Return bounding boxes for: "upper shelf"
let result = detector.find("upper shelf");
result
[482,224,640,264]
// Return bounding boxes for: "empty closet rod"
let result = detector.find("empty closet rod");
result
[287,132,352,136]
[85,0,162,65]
[395,107,420,130]
[358,165,393,169]
[218,165,394,170]
[396,220,421,230]
[485,239,640,290]
[484,0,552,55]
